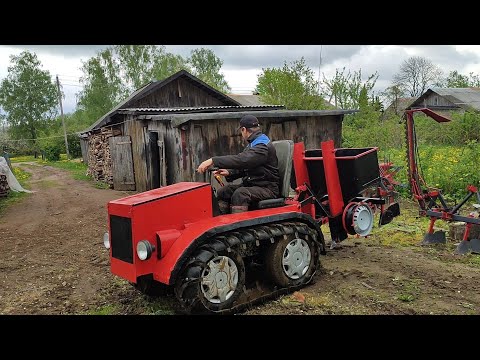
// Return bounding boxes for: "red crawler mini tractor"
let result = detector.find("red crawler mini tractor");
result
[103,139,400,314]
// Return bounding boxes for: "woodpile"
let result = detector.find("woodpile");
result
[86,127,121,187]
[0,174,9,197]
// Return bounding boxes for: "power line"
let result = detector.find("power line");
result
[1,132,81,142]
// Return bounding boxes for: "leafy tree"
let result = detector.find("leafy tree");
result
[78,46,188,125]
[255,57,328,110]
[77,48,124,123]
[392,56,442,97]
[189,48,230,93]
[115,45,159,90]
[152,52,190,82]
[322,67,379,109]
[0,51,58,144]
[381,84,406,115]
[115,45,190,91]
[438,70,480,88]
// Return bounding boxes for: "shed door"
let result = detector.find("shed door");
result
[109,136,136,191]
[157,139,166,186]
[146,131,166,188]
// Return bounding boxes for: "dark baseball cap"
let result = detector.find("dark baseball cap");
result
[236,115,260,131]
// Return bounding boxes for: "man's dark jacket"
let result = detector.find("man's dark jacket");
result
[212,130,280,195]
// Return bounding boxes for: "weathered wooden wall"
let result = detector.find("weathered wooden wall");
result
[96,114,343,192]
[80,138,89,165]
[109,136,136,191]
[135,78,227,108]
[421,93,458,108]
[146,115,343,186]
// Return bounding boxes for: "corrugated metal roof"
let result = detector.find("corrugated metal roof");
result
[432,87,480,110]
[117,105,284,114]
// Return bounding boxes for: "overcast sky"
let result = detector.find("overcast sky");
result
[1,45,480,114]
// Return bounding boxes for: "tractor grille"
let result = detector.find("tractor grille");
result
[110,215,133,264]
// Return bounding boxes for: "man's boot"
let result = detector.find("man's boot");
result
[218,200,230,214]
[230,205,249,214]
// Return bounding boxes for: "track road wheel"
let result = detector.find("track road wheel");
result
[175,248,245,313]
[266,232,316,288]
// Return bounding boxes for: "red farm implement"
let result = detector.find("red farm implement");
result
[405,108,480,254]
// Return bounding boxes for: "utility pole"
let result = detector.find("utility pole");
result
[317,45,323,95]
[56,75,70,159]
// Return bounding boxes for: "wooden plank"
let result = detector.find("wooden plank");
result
[124,119,148,192]
[109,136,136,191]
[80,138,89,165]
[134,77,226,108]
[157,139,166,186]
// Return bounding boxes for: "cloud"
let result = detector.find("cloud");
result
[14,45,109,58]
[165,45,364,70]
[2,45,480,113]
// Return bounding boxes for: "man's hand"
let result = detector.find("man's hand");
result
[197,158,213,173]
[214,169,230,177]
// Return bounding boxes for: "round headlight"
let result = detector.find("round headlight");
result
[103,232,110,249]
[136,240,155,261]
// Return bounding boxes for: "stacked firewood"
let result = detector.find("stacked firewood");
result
[86,127,121,187]
[0,174,9,197]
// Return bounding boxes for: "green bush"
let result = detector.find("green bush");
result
[43,144,61,161]
[67,134,82,159]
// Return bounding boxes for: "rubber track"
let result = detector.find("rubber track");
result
[175,221,323,314]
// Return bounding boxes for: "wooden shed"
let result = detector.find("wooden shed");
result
[80,70,355,192]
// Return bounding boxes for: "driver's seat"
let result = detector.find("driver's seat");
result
[255,140,294,209]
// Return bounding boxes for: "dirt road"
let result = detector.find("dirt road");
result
[1,163,480,315]
[0,163,129,314]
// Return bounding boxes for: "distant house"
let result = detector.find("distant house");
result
[383,97,417,117]
[407,88,480,114]
[79,70,355,192]
[226,94,270,106]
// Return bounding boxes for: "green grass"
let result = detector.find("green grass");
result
[86,304,118,315]
[45,159,91,181]
[145,298,176,315]
[0,191,28,215]
[94,181,111,189]
[45,158,111,189]
[395,279,422,303]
